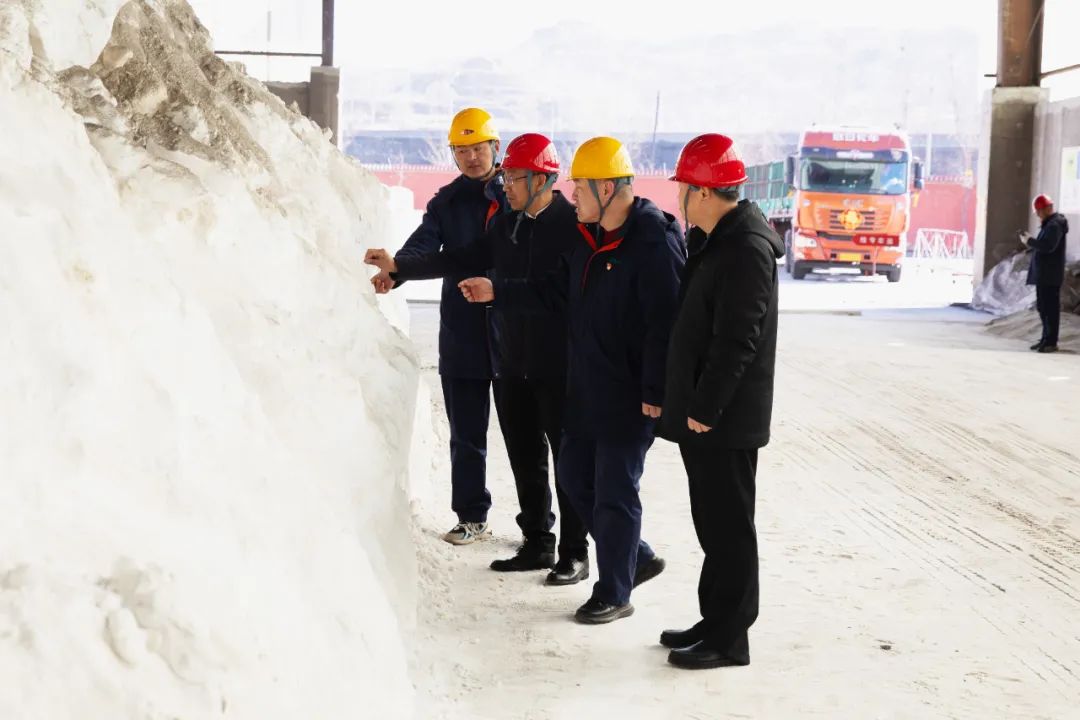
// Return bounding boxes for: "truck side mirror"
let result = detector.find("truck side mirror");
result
[784,156,796,187]
[913,160,925,190]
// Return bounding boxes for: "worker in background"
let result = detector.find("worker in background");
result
[459,137,684,624]
[1020,194,1069,354]
[371,108,508,546]
[365,134,590,584]
[657,134,783,670]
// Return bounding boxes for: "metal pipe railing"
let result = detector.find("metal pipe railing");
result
[214,0,335,66]
[215,51,321,58]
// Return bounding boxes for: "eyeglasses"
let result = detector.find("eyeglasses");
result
[502,173,529,187]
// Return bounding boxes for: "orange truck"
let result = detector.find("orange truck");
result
[746,126,924,282]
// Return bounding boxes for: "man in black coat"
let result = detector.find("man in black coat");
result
[366,134,590,585]
[460,137,684,624]
[370,108,507,546]
[657,134,784,669]
[1021,194,1069,354]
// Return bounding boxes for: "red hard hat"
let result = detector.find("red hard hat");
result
[502,133,559,174]
[670,133,748,188]
[1033,194,1054,211]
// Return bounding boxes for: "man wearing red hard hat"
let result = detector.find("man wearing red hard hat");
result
[366,134,591,584]
[657,133,784,670]
[1020,194,1068,353]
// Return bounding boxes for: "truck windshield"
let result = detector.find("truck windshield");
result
[800,160,908,196]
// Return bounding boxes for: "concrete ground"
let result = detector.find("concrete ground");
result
[406,268,1080,720]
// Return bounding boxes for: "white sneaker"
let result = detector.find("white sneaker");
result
[443,522,490,546]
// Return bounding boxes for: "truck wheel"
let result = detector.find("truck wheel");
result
[886,267,902,283]
[792,262,810,281]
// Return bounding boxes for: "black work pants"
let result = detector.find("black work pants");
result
[679,443,760,659]
[441,377,492,524]
[1036,284,1061,347]
[493,377,588,559]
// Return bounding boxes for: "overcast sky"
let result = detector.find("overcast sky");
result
[188,0,1078,98]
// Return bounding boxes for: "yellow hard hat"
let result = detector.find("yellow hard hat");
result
[448,107,500,146]
[570,136,635,180]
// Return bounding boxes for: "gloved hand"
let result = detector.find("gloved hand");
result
[1018,231,1032,246]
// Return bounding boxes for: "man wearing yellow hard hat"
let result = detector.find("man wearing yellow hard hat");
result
[369,108,508,546]
[460,136,686,623]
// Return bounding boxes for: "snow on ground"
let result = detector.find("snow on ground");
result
[1,1,423,717]
[406,272,1080,719]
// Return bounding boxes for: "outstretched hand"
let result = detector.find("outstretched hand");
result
[459,277,494,303]
[364,248,398,274]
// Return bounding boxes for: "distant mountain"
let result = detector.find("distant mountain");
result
[342,20,981,144]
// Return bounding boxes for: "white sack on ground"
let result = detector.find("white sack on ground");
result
[971,251,1035,316]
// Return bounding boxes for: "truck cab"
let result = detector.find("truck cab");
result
[770,127,923,283]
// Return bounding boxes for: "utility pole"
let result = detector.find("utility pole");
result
[650,91,661,171]
[925,131,933,178]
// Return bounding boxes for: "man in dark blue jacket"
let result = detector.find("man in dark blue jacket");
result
[371,108,507,545]
[460,137,685,624]
[366,134,590,585]
[1021,194,1069,354]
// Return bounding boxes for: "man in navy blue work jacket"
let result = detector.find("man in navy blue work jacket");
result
[371,107,508,546]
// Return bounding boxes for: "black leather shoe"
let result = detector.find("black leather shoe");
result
[633,556,666,588]
[1030,341,1045,351]
[1038,344,1059,354]
[545,556,589,586]
[660,626,705,649]
[574,597,634,625]
[490,544,555,572]
[668,641,750,670]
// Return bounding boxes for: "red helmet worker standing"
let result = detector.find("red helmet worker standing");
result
[657,133,785,670]
[1020,194,1069,353]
